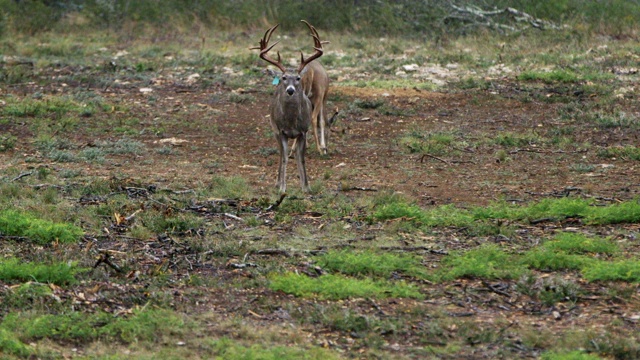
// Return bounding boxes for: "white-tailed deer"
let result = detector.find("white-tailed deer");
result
[252,21,326,193]
[297,22,336,156]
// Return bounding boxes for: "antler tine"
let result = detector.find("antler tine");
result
[297,20,325,73]
[253,24,287,74]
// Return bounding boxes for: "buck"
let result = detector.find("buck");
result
[253,21,327,192]
[297,24,335,156]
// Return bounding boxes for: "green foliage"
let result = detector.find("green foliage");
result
[545,232,618,255]
[0,210,83,244]
[316,250,428,278]
[2,0,640,38]
[518,70,580,83]
[1,308,186,344]
[521,248,591,271]
[0,135,17,152]
[211,337,339,360]
[438,245,527,281]
[0,258,82,285]
[209,176,252,199]
[269,273,424,300]
[541,350,602,360]
[582,260,640,282]
[0,327,32,358]
[400,130,460,157]
[493,132,542,147]
[373,197,640,228]
[598,145,640,161]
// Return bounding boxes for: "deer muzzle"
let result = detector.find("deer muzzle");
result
[286,85,295,96]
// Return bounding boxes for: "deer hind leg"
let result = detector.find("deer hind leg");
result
[276,133,288,193]
[312,103,327,155]
[294,132,310,192]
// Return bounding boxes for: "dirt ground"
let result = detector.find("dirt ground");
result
[3,66,640,358]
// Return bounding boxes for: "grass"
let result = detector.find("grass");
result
[269,273,424,300]
[0,258,82,285]
[438,245,527,281]
[373,197,640,228]
[1,307,186,345]
[316,250,428,278]
[210,338,340,360]
[0,209,83,244]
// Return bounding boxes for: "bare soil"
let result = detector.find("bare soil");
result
[2,68,640,358]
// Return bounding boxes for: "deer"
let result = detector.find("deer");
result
[252,21,326,193]
[296,22,337,156]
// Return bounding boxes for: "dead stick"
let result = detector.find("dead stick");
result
[419,154,449,165]
[11,171,33,182]
[265,193,287,211]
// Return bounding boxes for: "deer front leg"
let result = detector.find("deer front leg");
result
[294,132,310,192]
[276,133,288,193]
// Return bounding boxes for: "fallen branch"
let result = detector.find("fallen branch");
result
[265,192,287,212]
[11,171,33,182]
[509,148,588,155]
[342,186,378,192]
[419,154,450,165]
[481,280,512,298]
[224,213,244,222]
[93,252,123,273]
[379,246,448,255]
[448,4,566,33]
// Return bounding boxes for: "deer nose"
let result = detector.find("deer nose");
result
[286,86,295,96]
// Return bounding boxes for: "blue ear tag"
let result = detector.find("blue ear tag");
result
[272,76,280,85]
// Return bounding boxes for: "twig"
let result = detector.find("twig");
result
[509,148,587,155]
[342,186,378,192]
[419,154,450,165]
[93,253,123,273]
[265,193,287,211]
[11,171,33,182]
[379,246,448,255]
[224,213,244,222]
[481,279,512,298]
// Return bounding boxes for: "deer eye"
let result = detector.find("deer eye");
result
[282,75,287,81]
[296,76,301,81]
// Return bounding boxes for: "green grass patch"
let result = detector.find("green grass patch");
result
[1,308,186,345]
[544,232,618,255]
[582,260,640,282]
[438,245,527,281]
[208,176,253,199]
[518,69,580,83]
[541,350,602,360]
[0,327,33,358]
[316,250,429,278]
[373,197,640,227]
[210,337,340,360]
[521,248,592,271]
[1,96,84,118]
[400,130,462,157]
[0,258,82,285]
[269,273,424,300]
[0,209,83,244]
[597,145,640,161]
[337,79,438,90]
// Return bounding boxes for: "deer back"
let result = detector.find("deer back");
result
[301,61,329,104]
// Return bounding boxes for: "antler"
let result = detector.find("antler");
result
[252,24,287,74]
[297,20,327,73]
